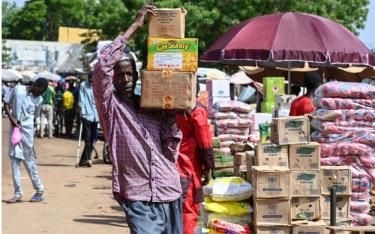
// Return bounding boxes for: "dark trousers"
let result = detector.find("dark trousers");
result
[55,109,64,137]
[122,197,183,234]
[64,109,75,136]
[79,119,98,163]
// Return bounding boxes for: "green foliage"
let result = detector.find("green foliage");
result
[2,0,371,63]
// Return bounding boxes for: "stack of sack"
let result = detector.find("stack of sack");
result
[213,100,254,139]
[311,81,375,226]
[202,177,252,234]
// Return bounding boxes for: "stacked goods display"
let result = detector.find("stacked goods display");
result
[252,115,328,233]
[212,100,254,178]
[202,177,252,234]
[141,8,198,110]
[311,81,375,226]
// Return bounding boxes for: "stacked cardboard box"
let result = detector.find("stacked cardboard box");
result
[289,143,321,222]
[252,166,291,233]
[320,166,352,225]
[141,8,198,110]
[252,115,329,233]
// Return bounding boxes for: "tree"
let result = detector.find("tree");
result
[2,1,19,39]
[3,0,370,64]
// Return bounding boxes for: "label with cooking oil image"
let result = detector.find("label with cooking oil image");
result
[147,38,198,72]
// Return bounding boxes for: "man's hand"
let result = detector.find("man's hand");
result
[202,169,211,186]
[134,5,156,28]
[121,5,156,41]
[10,116,19,128]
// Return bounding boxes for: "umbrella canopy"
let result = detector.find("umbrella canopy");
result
[36,71,61,82]
[2,69,22,81]
[201,12,374,66]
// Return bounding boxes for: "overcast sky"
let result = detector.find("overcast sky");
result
[5,0,375,49]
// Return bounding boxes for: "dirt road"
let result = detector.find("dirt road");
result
[2,119,130,233]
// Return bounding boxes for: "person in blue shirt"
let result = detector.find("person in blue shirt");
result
[78,73,99,167]
[4,78,48,203]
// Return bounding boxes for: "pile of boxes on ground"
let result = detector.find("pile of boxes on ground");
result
[251,115,352,233]
[141,8,198,110]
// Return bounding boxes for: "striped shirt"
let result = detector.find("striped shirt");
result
[93,36,182,203]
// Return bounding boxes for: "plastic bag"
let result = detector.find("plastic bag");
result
[214,100,252,113]
[204,198,253,216]
[204,177,252,202]
[214,112,238,120]
[210,219,250,234]
[315,81,375,99]
[11,127,21,145]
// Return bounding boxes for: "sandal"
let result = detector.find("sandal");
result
[30,192,44,202]
[7,196,22,203]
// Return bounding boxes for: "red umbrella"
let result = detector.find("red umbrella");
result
[201,12,375,67]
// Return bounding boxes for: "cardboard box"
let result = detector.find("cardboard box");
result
[263,77,285,102]
[212,137,220,148]
[321,166,351,195]
[206,79,230,97]
[254,199,291,225]
[291,170,320,197]
[256,225,291,234]
[292,221,326,234]
[291,197,320,220]
[234,165,246,176]
[252,166,290,198]
[148,8,187,38]
[271,116,310,145]
[245,151,255,183]
[320,195,350,220]
[289,142,320,170]
[233,152,247,166]
[147,38,198,72]
[141,71,196,109]
[255,144,289,167]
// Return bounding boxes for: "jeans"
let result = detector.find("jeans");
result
[40,104,53,138]
[79,119,98,163]
[122,197,183,234]
[10,153,44,197]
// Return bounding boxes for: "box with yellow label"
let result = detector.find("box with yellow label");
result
[141,71,196,110]
[147,38,198,72]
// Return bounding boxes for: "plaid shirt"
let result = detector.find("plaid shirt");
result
[93,36,182,203]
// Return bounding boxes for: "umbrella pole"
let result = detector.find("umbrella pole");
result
[287,61,291,94]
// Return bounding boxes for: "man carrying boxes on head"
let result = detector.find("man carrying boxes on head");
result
[145,7,211,234]
[93,5,183,234]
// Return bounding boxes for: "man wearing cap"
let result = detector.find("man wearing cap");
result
[93,5,183,234]
[78,73,99,167]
